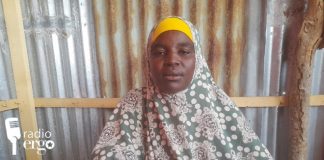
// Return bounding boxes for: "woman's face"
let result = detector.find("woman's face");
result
[149,30,195,94]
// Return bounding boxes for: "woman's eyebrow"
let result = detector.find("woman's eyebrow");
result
[177,42,194,48]
[151,43,165,49]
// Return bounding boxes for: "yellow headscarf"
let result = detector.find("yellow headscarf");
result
[151,17,193,42]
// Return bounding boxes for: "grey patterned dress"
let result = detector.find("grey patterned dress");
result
[91,17,273,160]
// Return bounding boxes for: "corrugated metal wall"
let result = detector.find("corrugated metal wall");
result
[20,0,105,159]
[0,0,323,159]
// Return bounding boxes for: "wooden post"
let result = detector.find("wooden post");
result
[2,0,41,159]
[287,0,323,159]
[319,8,324,49]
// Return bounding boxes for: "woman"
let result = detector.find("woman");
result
[91,16,272,160]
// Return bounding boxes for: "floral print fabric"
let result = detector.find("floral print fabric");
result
[91,17,272,160]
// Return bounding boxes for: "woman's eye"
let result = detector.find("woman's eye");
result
[179,50,191,55]
[158,51,166,55]
[152,50,166,56]
[157,51,166,55]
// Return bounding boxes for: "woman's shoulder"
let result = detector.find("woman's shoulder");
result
[121,87,145,100]
[121,86,154,100]
[118,88,141,104]
[210,84,237,108]
[115,87,147,112]
[119,87,149,105]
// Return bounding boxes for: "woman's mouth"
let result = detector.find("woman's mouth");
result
[163,73,183,81]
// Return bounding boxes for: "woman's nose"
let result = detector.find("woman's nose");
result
[165,51,180,66]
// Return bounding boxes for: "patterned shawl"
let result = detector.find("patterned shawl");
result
[91,16,273,160]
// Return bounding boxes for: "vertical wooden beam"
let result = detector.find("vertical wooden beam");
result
[287,0,324,159]
[2,0,41,159]
[319,8,324,49]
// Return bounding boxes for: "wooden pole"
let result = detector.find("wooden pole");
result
[287,0,323,159]
[1,96,324,112]
[319,7,324,49]
[2,0,41,159]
